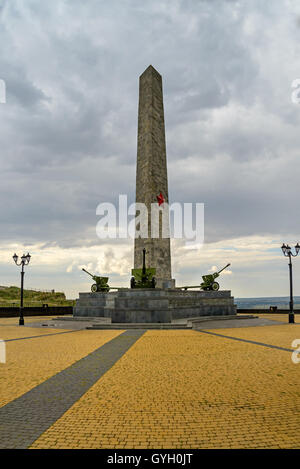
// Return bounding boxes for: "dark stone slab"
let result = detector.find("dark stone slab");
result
[0,330,145,449]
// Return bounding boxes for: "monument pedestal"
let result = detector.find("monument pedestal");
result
[75,68,236,325]
[74,289,236,323]
[156,279,176,289]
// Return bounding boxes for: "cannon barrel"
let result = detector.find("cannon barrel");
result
[217,263,231,275]
[82,268,94,278]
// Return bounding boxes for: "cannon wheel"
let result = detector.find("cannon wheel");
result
[91,283,98,292]
[130,277,136,289]
[212,282,219,291]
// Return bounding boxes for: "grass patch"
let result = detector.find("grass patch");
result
[0,286,75,307]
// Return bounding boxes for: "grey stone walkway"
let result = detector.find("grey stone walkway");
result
[4,329,82,342]
[0,329,145,449]
[198,329,295,353]
[193,317,286,329]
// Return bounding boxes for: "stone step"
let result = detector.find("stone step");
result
[74,306,237,323]
[86,323,191,330]
[75,306,236,314]
[169,298,234,307]
[172,314,255,324]
[74,306,107,316]
[76,299,107,306]
[114,299,169,309]
[52,316,111,323]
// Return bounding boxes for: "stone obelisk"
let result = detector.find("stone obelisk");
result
[134,65,174,288]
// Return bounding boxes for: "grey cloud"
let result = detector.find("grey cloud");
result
[6,72,48,108]
[0,0,299,253]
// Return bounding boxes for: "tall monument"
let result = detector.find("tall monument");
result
[74,66,236,322]
[134,65,173,288]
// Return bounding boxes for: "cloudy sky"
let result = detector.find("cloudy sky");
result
[0,0,299,299]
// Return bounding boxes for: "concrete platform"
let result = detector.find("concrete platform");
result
[23,314,286,331]
[74,288,237,323]
[86,323,190,330]
[190,316,285,329]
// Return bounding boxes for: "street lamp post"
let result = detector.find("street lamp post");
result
[281,243,300,324]
[12,253,31,326]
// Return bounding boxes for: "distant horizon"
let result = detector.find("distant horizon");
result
[1,284,299,302]
[236,295,300,300]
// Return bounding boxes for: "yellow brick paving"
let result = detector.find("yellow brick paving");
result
[256,313,299,324]
[211,323,300,349]
[30,328,300,449]
[0,327,123,408]
[0,315,64,326]
[0,324,70,341]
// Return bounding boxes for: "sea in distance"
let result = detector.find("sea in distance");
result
[236,296,300,309]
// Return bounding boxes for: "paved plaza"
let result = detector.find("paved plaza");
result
[0,315,299,449]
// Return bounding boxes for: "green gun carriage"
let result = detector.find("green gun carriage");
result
[82,268,110,292]
[200,263,231,291]
[130,248,156,289]
[179,263,231,291]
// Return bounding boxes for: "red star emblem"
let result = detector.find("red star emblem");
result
[156,192,165,206]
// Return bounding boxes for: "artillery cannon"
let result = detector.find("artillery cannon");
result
[200,263,231,291]
[178,263,231,291]
[82,268,110,292]
[131,248,156,289]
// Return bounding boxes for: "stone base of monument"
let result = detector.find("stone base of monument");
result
[74,289,236,323]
